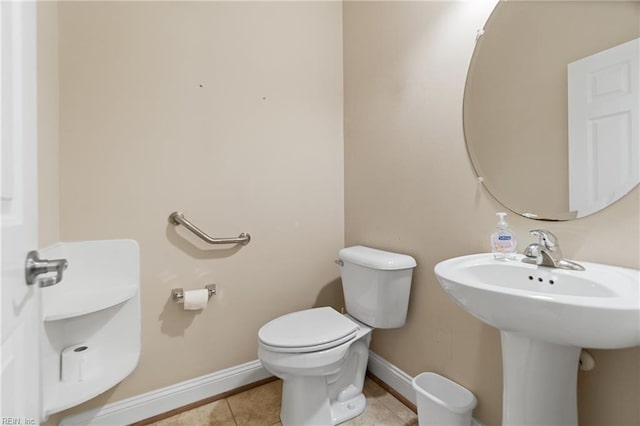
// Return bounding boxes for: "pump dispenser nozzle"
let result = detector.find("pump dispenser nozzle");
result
[496,212,508,228]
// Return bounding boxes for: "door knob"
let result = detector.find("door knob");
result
[25,250,69,287]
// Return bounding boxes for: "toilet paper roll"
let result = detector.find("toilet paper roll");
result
[61,344,92,382]
[183,289,209,310]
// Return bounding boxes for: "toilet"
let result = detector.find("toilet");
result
[258,245,417,426]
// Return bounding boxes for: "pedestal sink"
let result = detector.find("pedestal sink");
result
[434,253,640,425]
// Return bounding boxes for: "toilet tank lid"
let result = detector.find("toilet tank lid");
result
[339,246,417,270]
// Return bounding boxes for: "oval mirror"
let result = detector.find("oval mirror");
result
[464,1,639,220]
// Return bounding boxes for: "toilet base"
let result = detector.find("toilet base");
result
[331,393,366,425]
[281,376,332,425]
[280,375,367,426]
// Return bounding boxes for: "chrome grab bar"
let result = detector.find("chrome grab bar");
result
[169,211,251,245]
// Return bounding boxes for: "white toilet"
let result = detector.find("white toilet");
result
[258,245,417,426]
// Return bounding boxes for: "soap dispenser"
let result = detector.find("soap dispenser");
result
[491,212,517,260]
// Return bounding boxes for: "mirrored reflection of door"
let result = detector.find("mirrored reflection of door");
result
[568,38,639,218]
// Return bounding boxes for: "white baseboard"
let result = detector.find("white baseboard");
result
[59,360,271,426]
[367,351,417,405]
[61,352,484,426]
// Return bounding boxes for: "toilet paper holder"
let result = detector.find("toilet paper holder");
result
[172,284,216,304]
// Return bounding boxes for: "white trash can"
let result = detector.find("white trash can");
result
[412,372,477,426]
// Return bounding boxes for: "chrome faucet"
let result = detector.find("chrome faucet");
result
[522,230,585,271]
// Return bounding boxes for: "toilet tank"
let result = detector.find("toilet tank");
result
[339,246,417,328]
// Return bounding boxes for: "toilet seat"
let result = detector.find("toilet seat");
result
[258,307,359,353]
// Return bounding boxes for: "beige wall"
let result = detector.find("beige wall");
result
[38,2,60,247]
[48,1,344,421]
[344,2,639,426]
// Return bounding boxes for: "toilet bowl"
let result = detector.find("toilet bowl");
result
[259,307,372,425]
[258,246,416,426]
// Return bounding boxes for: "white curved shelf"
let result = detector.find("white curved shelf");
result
[43,283,138,321]
[43,351,139,416]
[39,239,141,417]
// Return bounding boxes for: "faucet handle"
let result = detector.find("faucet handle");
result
[530,230,559,250]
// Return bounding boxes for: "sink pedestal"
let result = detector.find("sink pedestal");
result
[501,332,581,426]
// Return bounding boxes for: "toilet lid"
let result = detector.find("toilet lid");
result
[258,307,359,353]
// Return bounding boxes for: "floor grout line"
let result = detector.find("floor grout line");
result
[224,398,239,426]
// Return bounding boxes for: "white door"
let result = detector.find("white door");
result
[1,1,40,423]
[568,38,640,217]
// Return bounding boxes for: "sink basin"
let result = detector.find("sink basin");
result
[434,253,640,426]
[434,253,640,348]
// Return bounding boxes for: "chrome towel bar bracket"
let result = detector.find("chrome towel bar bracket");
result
[169,211,251,245]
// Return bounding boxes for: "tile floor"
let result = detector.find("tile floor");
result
[148,377,417,426]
